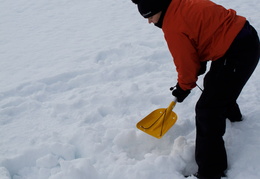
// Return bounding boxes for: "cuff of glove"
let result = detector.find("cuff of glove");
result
[170,84,191,103]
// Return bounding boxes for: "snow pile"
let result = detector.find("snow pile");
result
[0,0,260,178]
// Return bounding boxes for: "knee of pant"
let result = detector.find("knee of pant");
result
[195,105,226,136]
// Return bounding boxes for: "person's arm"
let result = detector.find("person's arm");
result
[164,31,201,90]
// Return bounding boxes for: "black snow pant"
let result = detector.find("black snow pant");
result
[195,21,260,178]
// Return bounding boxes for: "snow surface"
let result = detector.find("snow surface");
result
[0,0,260,178]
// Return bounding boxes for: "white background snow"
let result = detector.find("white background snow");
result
[0,0,260,178]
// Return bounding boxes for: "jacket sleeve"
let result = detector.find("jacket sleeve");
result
[164,31,201,90]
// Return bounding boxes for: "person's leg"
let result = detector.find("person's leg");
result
[195,22,259,178]
[195,63,229,178]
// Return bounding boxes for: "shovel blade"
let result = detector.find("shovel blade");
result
[136,103,178,139]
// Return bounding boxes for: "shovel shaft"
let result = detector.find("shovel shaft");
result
[173,97,177,103]
[168,100,177,111]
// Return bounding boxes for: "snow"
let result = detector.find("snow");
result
[0,0,259,178]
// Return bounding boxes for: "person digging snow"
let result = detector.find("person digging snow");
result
[131,0,260,179]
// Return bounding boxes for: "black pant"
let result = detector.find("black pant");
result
[195,21,260,178]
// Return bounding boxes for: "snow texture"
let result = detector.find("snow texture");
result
[0,0,260,178]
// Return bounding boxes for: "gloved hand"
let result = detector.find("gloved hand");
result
[170,83,191,103]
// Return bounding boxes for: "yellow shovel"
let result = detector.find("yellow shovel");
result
[136,98,178,139]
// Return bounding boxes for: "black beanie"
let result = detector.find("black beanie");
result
[132,0,164,18]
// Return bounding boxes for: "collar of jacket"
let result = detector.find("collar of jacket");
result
[154,0,172,28]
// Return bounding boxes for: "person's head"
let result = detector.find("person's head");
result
[132,0,166,24]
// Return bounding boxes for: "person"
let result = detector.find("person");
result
[131,0,260,179]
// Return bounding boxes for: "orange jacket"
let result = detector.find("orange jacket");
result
[162,0,246,90]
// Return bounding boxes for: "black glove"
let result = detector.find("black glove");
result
[198,61,207,76]
[170,83,191,103]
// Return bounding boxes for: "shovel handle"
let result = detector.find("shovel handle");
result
[173,97,177,103]
[168,100,177,112]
